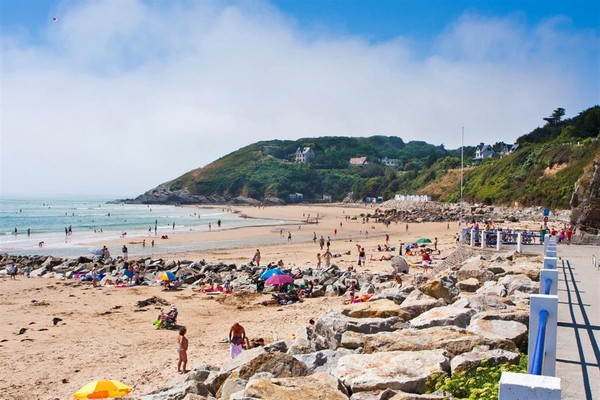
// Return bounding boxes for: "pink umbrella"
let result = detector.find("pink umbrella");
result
[265,274,293,286]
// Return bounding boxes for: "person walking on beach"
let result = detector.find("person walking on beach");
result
[229,322,247,359]
[434,237,438,251]
[324,249,332,268]
[316,253,322,269]
[313,232,317,243]
[287,231,292,242]
[319,236,325,250]
[8,262,17,280]
[358,247,366,267]
[122,245,128,260]
[253,249,261,267]
[177,327,189,374]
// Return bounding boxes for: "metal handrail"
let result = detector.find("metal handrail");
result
[530,309,549,375]
[544,278,552,295]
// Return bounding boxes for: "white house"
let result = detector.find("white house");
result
[381,157,397,166]
[473,143,494,162]
[295,147,315,163]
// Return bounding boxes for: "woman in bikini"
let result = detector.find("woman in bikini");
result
[177,327,189,374]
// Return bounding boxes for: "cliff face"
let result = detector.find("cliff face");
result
[570,152,600,234]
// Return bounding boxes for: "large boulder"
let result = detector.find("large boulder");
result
[242,372,348,400]
[467,319,528,347]
[409,306,475,329]
[390,392,452,400]
[331,350,450,394]
[342,299,412,320]
[450,347,521,374]
[418,277,459,302]
[452,293,508,312]
[220,347,267,374]
[314,311,404,350]
[456,278,480,292]
[294,349,344,374]
[475,281,508,297]
[456,258,495,283]
[362,326,516,357]
[141,369,212,400]
[471,309,530,326]
[399,290,445,319]
[237,352,310,380]
[498,275,538,295]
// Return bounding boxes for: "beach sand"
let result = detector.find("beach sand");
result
[0,204,461,400]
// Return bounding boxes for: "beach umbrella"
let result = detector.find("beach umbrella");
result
[265,274,293,286]
[260,268,285,280]
[156,271,176,281]
[416,238,432,244]
[73,379,132,398]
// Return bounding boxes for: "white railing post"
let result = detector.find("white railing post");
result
[460,228,466,243]
[540,269,558,296]
[496,230,501,251]
[516,232,522,253]
[543,256,557,269]
[527,294,559,376]
[499,372,561,400]
[470,229,475,247]
[543,234,551,253]
[481,230,486,249]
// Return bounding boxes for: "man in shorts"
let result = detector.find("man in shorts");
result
[229,322,247,358]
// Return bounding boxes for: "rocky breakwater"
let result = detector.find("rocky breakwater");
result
[134,251,540,400]
[570,153,600,237]
[373,200,569,224]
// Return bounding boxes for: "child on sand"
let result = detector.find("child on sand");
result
[177,327,188,374]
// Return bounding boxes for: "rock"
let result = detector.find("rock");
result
[294,350,343,374]
[220,347,266,374]
[456,278,480,292]
[471,309,530,326]
[342,299,412,320]
[142,372,211,400]
[237,352,310,380]
[450,347,521,374]
[508,290,532,307]
[314,311,403,350]
[332,349,450,394]
[362,326,515,357]
[390,392,452,399]
[218,375,247,400]
[409,306,475,329]
[30,266,48,277]
[418,278,458,302]
[263,340,288,353]
[399,290,445,319]
[243,372,349,400]
[340,331,365,350]
[467,319,528,347]
[498,275,538,295]
[456,259,495,283]
[452,293,508,312]
[475,281,508,297]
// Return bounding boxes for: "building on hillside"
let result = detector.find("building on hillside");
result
[349,156,369,166]
[394,194,431,202]
[380,157,397,166]
[498,142,520,158]
[472,143,494,162]
[288,193,304,203]
[322,195,332,203]
[295,147,315,163]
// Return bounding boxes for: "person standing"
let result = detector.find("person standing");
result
[434,237,438,251]
[253,249,261,267]
[122,245,128,260]
[287,231,292,242]
[8,262,17,280]
[229,322,247,359]
[177,327,189,374]
[324,249,332,268]
[316,253,322,269]
[359,247,366,267]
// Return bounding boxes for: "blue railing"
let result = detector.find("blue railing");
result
[544,278,552,295]
[530,309,549,375]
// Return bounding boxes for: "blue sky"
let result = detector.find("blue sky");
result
[0,0,598,197]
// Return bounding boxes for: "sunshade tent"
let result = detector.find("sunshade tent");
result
[265,274,293,286]
[156,271,176,281]
[260,268,285,280]
[73,379,132,399]
[416,238,432,244]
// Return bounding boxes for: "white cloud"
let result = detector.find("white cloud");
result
[1,0,598,197]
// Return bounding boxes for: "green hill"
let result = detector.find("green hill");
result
[132,106,600,208]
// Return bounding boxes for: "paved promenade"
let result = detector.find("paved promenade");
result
[552,245,600,400]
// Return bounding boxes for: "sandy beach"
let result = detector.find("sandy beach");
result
[0,204,464,400]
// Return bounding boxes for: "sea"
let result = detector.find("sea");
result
[0,198,290,258]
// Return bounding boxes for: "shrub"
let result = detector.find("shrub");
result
[426,356,528,400]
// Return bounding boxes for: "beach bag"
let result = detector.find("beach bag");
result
[153,320,160,327]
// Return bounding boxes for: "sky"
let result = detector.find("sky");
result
[1,0,598,198]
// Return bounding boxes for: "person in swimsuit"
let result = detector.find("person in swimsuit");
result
[177,327,188,374]
[229,322,247,359]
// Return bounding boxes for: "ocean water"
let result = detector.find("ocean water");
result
[0,198,288,257]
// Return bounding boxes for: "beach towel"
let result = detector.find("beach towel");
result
[230,343,243,358]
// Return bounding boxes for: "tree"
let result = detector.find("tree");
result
[543,108,565,126]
